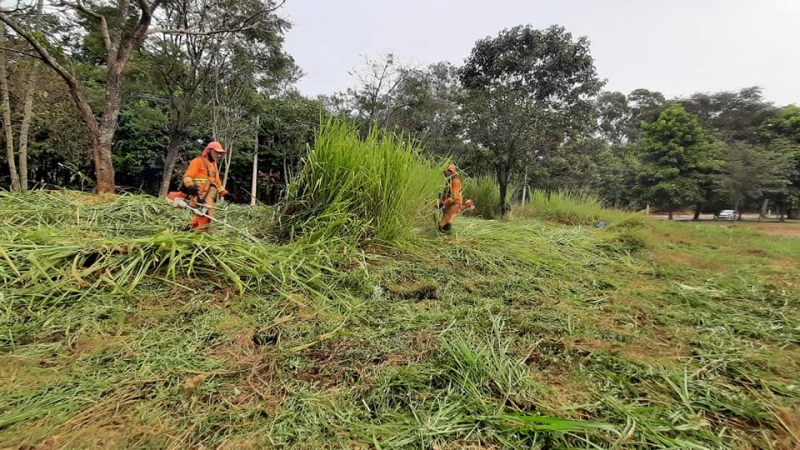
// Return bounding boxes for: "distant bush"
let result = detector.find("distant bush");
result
[513,190,646,227]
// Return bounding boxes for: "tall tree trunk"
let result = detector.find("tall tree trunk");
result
[16,0,44,192]
[497,164,509,218]
[94,138,115,194]
[221,147,231,188]
[92,118,119,194]
[668,201,673,220]
[18,66,37,191]
[759,198,769,221]
[282,154,288,186]
[159,130,183,197]
[521,165,528,205]
[0,11,103,192]
[0,26,19,191]
[1,2,158,195]
[250,115,259,206]
[95,66,124,194]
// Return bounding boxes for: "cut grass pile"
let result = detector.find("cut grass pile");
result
[1,190,799,449]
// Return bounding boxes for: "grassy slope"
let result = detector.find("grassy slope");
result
[1,192,799,449]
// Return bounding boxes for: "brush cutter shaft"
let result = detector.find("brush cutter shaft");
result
[165,191,259,242]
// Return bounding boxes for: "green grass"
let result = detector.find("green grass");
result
[1,187,799,449]
[275,118,443,244]
[515,189,647,228]
[461,175,517,220]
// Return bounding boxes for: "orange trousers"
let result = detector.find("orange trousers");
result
[188,213,213,232]
[189,186,217,233]
[439,202,461,231]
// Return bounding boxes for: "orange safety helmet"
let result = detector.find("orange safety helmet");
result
[201,141,227,157]
[444,164,457,175]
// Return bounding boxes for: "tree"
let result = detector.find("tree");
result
[596,91,630,145]
[590,144,643,209]
[348,53,404,129]
[595,88,666,145]
[112,100,167,192]
[388,62,467,159]
[0,23,20,191]
[0,63,95,190]
[460,24,604,215]
[715,142,791,220]
[536,137,605,192]
[135,0,295,196]
[680,87,776,144]
[624,89,667,143]
[14,0,44,191]
[639,104,720,219]
[0,0,289,194]
[763,105,800,143]
[331,57,469,163]
[141,8,214,197]
[761,105,800,218]
[258,93,323,180]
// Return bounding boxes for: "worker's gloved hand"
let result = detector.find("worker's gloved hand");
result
[222,193,233,202]
[185,184,199,196]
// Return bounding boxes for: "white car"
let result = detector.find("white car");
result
[714,209,736,220]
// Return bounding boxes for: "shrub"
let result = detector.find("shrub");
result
[275,119,442,244]
[461,175,517,220]
[514,190,645,227]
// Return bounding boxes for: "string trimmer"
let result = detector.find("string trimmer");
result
[165,192,259,242]
[434,198,476,228]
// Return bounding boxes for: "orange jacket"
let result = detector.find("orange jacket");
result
[441,175,462,206]
[183,152,228,198]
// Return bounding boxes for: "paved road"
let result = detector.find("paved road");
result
[652,213,783,221]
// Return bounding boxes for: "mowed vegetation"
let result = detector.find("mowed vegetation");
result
[2,123,799,450]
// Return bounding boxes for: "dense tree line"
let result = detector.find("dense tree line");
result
[1,5,798,217]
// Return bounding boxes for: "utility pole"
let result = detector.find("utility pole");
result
[250,115,259,206]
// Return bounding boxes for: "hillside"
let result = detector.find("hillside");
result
[1,191,798,449]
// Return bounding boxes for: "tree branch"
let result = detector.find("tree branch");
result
[118,0,161,66]
[0,10,98,133]
[0,45,44,61]
[0,5,35,15]
[148,24,248,37]
[146,0,286,36]
[58,0,112,50]
[149,0,165,15]
[136,0,152,23]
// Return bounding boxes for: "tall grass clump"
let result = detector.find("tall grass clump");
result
[275,119,442,244]
[461,175,517,220]
[515,189,646,227]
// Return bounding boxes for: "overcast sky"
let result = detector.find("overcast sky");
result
[280,0,800,105]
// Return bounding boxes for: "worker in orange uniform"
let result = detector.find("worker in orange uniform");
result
[438,164,462,232]
[183,141,231,232]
